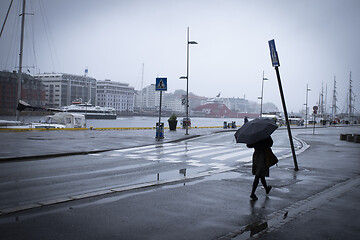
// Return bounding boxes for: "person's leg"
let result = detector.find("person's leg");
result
[260,177,267,189]
[260,176,272,194]
[251,176,260,200]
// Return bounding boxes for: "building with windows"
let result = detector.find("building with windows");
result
[134,84,159,112]
[162,93,184,112]
[0,71,46,114]
[34,73,96,108]
[134,85,209,114]
[97,79,135,114]
[223,97,250,112]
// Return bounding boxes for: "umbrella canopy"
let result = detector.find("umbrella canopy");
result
[234,118,278,144]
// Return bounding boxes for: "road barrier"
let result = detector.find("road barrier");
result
[340,133,360,143]
[0,127,88,132]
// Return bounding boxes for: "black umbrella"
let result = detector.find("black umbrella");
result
[234,118,278,144]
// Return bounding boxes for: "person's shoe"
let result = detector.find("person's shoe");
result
[250,193,258,200]
[266,186,272,194]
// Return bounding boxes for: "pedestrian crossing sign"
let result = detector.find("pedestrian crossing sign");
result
[268,39,280,67]
[156,77,167,91]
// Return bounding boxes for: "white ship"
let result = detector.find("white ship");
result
[62,101,117,119]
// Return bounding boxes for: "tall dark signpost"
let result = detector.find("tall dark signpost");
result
[155,77,167,140]
[268,39,299,171]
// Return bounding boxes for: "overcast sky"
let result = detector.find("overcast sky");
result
[0,0,359,113]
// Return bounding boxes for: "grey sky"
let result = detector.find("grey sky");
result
[0,0,359,113]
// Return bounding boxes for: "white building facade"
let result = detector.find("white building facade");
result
[97,79,135,114]
[162,93,184,112]
[34,73,97,108]
[134,84,158,111]
[134,84,185,113]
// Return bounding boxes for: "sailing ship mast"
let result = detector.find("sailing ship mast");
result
[348,71,354,123]
[318,83,326,118]
[16,0,26,121]
[140,63,144,113]
[331,76,337,121]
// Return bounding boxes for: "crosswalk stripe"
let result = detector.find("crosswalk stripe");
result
[236,156,252,163]
[113,143,176,153]
[186,160,207,167]
[194,147,238,158]
[212,149,254,161]
[208,163,228,170]
[170,147,217,156]
[159,145,207,155]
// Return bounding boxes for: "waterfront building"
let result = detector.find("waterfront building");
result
[0,71,45,114]
[134,84,185,114]
[96,79,135,114]
[134,84,159,112]
[162,93,184,113]
[223,97,250,112]
[34,73,96,108]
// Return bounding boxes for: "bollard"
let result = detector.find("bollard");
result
[340,134,348,140]
[156,122,164,140]
[346,134,354,142]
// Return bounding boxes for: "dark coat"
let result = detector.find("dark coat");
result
[247,137,273,177]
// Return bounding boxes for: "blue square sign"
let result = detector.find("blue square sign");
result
[268,39,280,67]
[156,77,167,91]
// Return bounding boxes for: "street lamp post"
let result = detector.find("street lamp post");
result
[259,71,268,117]
[305,84,311,128]
[180,27,197,135]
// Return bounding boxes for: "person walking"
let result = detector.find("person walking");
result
[247,136,273,200]
[244,116,249,124]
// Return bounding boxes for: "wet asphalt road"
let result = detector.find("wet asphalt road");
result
[0,126,359,239]
[0,129,300,211]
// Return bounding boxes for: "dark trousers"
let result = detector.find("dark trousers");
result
[251,175,268,194]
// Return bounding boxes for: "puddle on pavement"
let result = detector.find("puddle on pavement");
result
[246,221,269,237]
[202,171,241,181]
[284,167,311,172]
[275,187,290,193]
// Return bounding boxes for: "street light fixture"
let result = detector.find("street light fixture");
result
[180,27,197,135]
[304,84,311,128]
[259,70,268,117]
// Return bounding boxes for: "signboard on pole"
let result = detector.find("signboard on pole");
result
[155,77,167,140]
[155,77,167,91]
[268,39,280,67]
[313,106,318,114]
[268,38,298,171]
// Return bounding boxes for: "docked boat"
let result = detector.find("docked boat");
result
[288,114,304,126]
[62,102,117,119]
[0,112,86,129]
